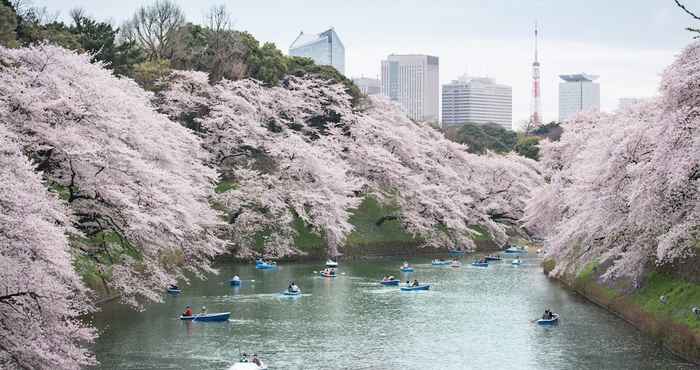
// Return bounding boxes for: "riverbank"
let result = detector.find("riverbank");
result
[542,259,700,365]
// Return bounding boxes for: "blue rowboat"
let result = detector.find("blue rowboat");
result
[400,284,430,291]
[400,267,414,272]
[484,256,502,261]
[380,279,400,286]
[431,260,450,265]
[504,246,527,254]
[281,290,301,297]
[471,261,489,267]
[167,288,181,294]
[230,279,241,286]
[448,250,465,257]
[537,313,560,325]
[255,262,277,270]
[180,312,230,322]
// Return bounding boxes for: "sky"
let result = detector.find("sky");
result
[38,0,696,125]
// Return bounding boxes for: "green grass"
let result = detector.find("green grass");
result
[575,261,619,300]
[542,258,556,274]
[345,196,419,246]
[48,182,71,201]
[214,180,238,194]
[632,272,700,333]
[467,224,492,242]
[292,215,325,251]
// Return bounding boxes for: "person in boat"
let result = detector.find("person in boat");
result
[183,305,193,317]
[252,354,262,366]
[412,279,419,287]
[402,261,409,268]
[169,284,179,290]
[240,353,249,362]
[383,275,389,281]
[290,282,299,292]
[200,306,207,315]
[232,275,240,281]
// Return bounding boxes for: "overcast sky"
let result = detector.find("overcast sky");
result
[38,0,696,124]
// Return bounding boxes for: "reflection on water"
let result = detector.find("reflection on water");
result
[92,255,694,369]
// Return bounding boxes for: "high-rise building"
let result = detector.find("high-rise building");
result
[381,54,439,122]
[558,73,600,121]
[352,77,380,95]
[289,28,345,75]
[441,76,512,130]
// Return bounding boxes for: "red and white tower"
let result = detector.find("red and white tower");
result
[530,22,542,127]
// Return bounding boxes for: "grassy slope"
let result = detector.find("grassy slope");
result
[345,196,419,246]
[632,272,700,333]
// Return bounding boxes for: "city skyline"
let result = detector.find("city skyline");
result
[39,0,690,123]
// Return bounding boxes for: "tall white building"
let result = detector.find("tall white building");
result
[352,77,380,95]
[441,76,512,130]
[558,73,600,121]
[381,54,439,122]
[289,28,345,75]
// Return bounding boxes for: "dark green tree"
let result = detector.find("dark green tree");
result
[451,122,517,154]
[248,42,288,85]
[514,134,541,160]
[0,2,17,47]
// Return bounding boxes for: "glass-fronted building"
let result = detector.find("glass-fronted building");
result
[289,28,345,75]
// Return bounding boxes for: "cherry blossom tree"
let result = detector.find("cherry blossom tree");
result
[0,126,96,369]
[0,45,224,307]
[158,71,542,257]
[525,42,700,286]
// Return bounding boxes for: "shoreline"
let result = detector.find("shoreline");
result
[542,260,700,365]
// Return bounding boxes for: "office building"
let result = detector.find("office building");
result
[352,77,380,95]
[559,73,600,121]
[289,28,345,75]
[381,54,439,122]
[442,76,512,130]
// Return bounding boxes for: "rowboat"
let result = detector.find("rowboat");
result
[282,290,301,296]
[400,267,414,272]
[511,259,522,266]
[537,313,560,325]
[484,255,502,261]
[320,271,336,278]
[380,279,400,286]
[504,246,527,254]
[400,284,430,291]
[431,259,450,265]
[450,261,462,268]
[255,261,277,270]
[471,261,488,267]
[230,277,241,286]
[180,312,230,322]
